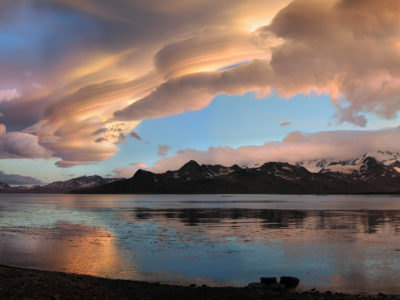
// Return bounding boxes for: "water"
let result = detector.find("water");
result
[0,194,400,294]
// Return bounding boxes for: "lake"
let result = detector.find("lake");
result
[0,194,399,294]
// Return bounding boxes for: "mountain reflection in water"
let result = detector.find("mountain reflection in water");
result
[123,208,400,233]
[0,194,399,294]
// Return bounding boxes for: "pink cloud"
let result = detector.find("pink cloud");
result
[0,124,52,159]
[113,162,147,178]
[0,88,20,103]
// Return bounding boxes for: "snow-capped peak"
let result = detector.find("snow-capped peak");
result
[296,158,333,173]
[297,151,400,174]
[362,150,400,167]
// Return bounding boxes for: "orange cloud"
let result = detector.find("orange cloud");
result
[3,0,400,167]
[115,0,400,127]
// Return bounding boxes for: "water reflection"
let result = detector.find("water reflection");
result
[0,194,399,294]
[120,208,400,234]
[0,223,126,278]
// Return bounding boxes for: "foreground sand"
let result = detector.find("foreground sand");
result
[0,265,399,300]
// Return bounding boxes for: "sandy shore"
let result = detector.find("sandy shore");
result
[0,265,399,300]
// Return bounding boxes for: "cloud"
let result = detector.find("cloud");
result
[95,137,107,143]
[150,126,400,172]
[92,128,107,136]
[0,89,20,103]
[0,124,5,137]
[26,119,130,167]
[113,162,147,178]
[114,60,272,120]
[157,144,171,157]
[264,0,400,125]
[3,0,400,168]
[129,131,142,141]
[1,132,52,158]
[114,0,400,127]
[280,121,291,127]
[116,133,127,145]
[55,161,93,168]
[0,0,288,166]
[0,124,52,159]
[0,170,42,185]
[154,31,267,79]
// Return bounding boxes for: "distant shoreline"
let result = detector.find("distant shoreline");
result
[0,265,398,299]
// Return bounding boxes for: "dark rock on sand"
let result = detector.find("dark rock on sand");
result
[260,277,277,286]
[280,276,300,288]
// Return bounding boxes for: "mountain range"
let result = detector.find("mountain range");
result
[2,151,400,194]
[0,175,121,193]
[76,151,400,194]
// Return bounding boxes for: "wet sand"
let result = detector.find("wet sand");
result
[0,265,399,300]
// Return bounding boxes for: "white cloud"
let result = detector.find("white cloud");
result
[0,88,20,103]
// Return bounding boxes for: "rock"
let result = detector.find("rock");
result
[279,276,300,288]
[260,277,277,286]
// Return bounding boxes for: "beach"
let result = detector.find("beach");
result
[1,265,399,300]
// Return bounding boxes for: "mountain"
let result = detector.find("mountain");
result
[297,151,400,173]
[7,176,122,194]
[0,182,11,192]
[2,151,399,194]
[75,154,400,194]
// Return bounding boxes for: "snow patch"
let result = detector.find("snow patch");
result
[322,163,361,174]
[298,151,400,174]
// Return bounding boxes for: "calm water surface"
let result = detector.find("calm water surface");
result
[0,194,399,294]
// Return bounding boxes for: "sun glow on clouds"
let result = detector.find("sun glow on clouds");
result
[245,18,270,32]
[66,50,135,83]
[1,0,400,170]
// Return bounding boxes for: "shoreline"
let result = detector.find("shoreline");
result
[0,265,399,299]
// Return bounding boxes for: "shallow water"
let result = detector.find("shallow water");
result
[0,194,399,294]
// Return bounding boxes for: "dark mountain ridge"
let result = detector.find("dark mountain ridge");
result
[74,156,400,194]
[1,152,399,194]
[2,175,122,194]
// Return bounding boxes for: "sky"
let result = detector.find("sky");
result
[1,0,400,184]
